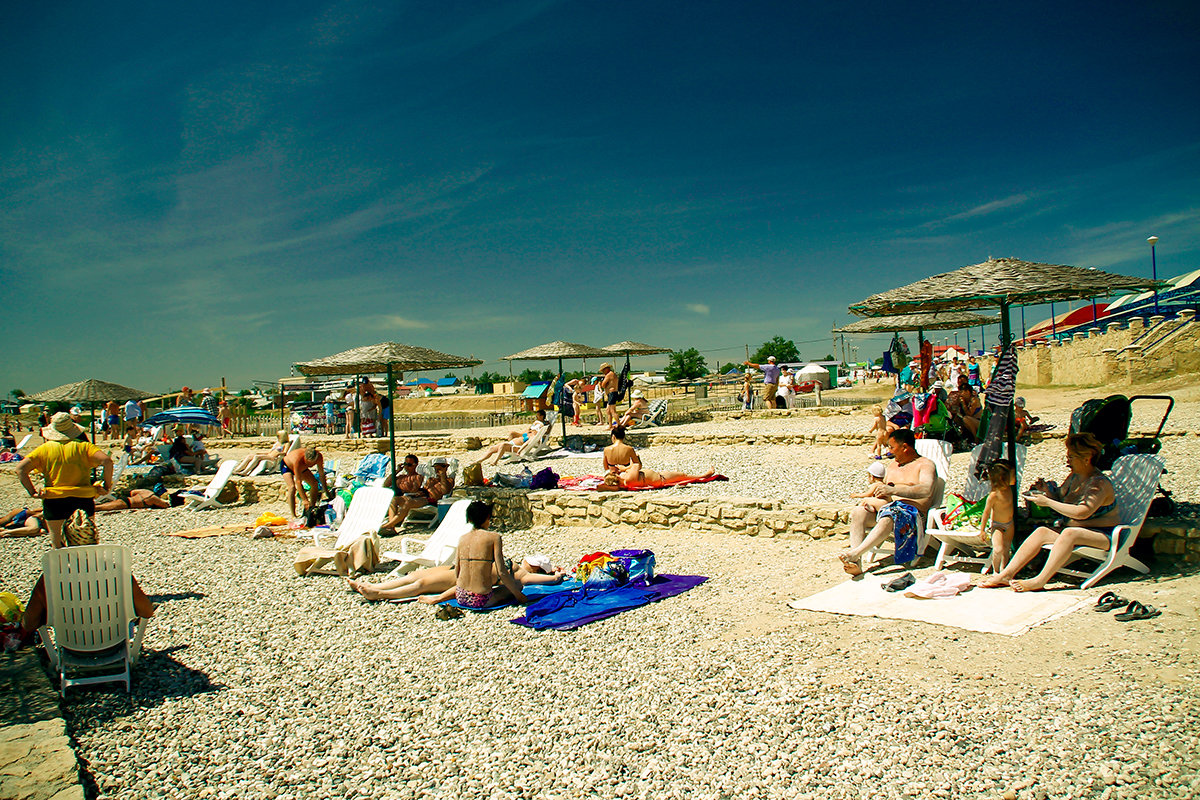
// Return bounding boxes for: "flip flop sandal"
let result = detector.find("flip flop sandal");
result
[1114,601,1161,622]
[882,572,916,593]
[1094,591,1130,612]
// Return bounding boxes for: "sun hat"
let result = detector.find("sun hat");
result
[867,462,887,479]
[524,554,553,573]
[631,390,644,399]
[69,406,83,416]
[600,362,613,371]
[43,412,85,442]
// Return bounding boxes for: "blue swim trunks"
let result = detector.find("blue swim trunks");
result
[877,501,920,563]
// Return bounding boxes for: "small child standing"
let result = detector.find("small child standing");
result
[850,461,890,513]
[979,460,1016,572]
[868,405,888,459]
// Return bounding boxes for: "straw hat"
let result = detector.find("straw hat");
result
[600,363,613,372]
[43,411,85,442]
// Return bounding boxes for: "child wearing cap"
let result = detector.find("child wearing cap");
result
[849,460,890,513]
[1014,397,1035,441]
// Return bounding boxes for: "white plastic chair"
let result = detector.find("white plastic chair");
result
[39,545,148,696]
[381,498,473,575]
[929,443,1027,573]
[312,486,393,549]
[500,412,558,464]
[864,440,947,568]
[630,399,668,429]
[1046,454,1163,589]
[182,460,238,510]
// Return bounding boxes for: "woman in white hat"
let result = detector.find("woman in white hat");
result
[616,389,651,428]
[16,412,112,548]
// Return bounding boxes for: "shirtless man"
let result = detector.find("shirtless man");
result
[282,445,328,518]
[598,363,620,426]
[380,456,455,533]
[103,400,121,438]
[838,428,939,575]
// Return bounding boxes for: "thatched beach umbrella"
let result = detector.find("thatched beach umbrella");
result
[295,343,482,483]
[29,379,155,440]
[849,257,1160,508]
[602,341,673,407]
[503,341,611,441]
[834,311,997,389]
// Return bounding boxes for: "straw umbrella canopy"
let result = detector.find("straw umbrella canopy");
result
[834,311,998,389]
[295,343,482,482]
[602,341,673,407]
[503,341,611,440]
[29,379,155,440]
[849,256,1160,509]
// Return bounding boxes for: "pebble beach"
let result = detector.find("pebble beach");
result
[2,387,1199,799]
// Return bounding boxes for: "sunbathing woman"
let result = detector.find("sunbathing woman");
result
[414,501,529,608]
[600,425,714,489]
[1,507,44,538]
[94,488,169,512]
[233,430,290,476]
[603,425,640,475]
[347,553,567,601]
[980,433,1120,592]
[475,410,548,466]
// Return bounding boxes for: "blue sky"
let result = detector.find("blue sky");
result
[2,1,1198,396]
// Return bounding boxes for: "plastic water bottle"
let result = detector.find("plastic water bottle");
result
[326,503,339,530]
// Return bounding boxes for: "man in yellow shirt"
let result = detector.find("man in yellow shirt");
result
[16,412,113,548]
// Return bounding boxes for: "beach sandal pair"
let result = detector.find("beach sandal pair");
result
[1094,592,1161,621]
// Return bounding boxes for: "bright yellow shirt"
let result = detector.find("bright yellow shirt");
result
[24,440,101,498]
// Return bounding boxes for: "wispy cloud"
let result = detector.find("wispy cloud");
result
[922,193,1031,228]
[365,314,430,330]
[685,303,710,315]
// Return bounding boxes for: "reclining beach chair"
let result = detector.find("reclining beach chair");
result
[311,486,394,549]
[39,545,148,696]
[1045,453,1163,589]
[381,498,473,576]
[863,439,948,568]
[16,433,33,451]
[928,443,1027,573]
[181,460,238,510]
[500,412,558,464]
[630,399,668,429]
[248,435,304,477]
[295,486,395,576]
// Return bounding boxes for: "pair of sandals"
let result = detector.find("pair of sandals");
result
[1094,591,1161,621]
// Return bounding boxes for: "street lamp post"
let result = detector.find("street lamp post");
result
[1148,236,1159,314]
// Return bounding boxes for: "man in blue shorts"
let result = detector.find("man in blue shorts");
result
[839,428,939,575]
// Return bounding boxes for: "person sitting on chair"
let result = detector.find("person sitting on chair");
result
[474,410,548,465]
[946,375,983,439]
[616,391,651,428]
[980,433,1119,592]
[837,428,938,576]
[233,430,289,476]
[380,456,455,533]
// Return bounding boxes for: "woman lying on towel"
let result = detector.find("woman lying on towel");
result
[95,488,169,512]
[347,552,567,602]
[600,425,714,490]
[980,432,1120,592]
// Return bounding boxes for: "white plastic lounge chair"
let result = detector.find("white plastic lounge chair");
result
[929,443,1027,573]
[404,497,456,529]
[94,451,132,504]
[630,399,668,429]
[312,486,394,549]
[864,440,948,568]
[16,433,33,450]
[181,460,238,510]
[39,545,148,696]
[1045,453,1163,589]
[500,412,558,464]
[382,498,473,576]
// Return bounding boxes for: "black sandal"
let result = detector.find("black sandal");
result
[1114,601,1161,622]
[882,573,916,593]
[1094,591,1129,612]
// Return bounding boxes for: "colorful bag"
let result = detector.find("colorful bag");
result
[63,509,98,547]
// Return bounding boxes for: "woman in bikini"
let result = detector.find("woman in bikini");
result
[600,426,714,490]
[94,488,169,512]
[414,501,529,609]
[233,430,290,476]
[980,432,1120,592]
[347,553,566,602]
[475,410,548,466]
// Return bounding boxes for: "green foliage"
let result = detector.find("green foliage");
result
[823,353,835,362]
[8,389,25,400]
[666,348,708,381]
[750,336,800,364]
[518,368,555,384]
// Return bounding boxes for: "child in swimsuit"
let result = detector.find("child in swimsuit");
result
[849,461,889,514]
[979,460,1016,571]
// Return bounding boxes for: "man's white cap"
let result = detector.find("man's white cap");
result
[631,390,644,399]
[767,356,776,362]
[867,462,887,478]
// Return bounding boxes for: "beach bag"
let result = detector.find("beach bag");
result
[585,559,629,588]
[611,549,655,581]
[303,504,328,528]
[462,462,484,486]
[530,467,559,490]
[62,509,98,547]
[575,552,616,582]
[0,592,24,623]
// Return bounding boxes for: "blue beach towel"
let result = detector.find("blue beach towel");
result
[511,574,708,631]
[445,579,583,613]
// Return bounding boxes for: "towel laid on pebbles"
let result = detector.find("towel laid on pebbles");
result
[512,574,708,631]
[558,475,728,491]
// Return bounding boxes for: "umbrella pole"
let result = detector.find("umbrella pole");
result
[626,354,632,409]
[387,364,396,490]
[558,358,567,443]
[1000,301,1018,516]
[916,329,926,391]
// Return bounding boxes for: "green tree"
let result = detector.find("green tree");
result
[823,353,835,362]
[8,389,25,400]
[750,336,800,364]
[666,348,708,381]
[517,368,554,384]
